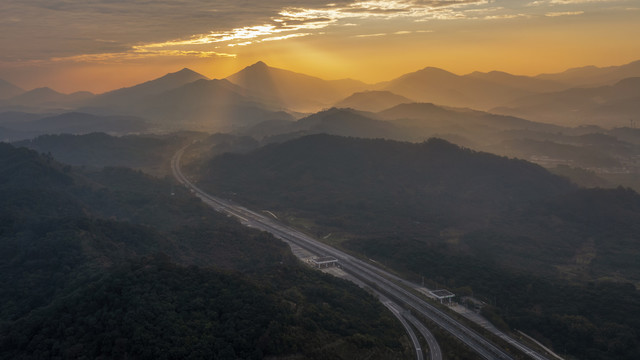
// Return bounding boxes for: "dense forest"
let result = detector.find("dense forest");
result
[0,142,409,359]
[193,134,640,360]
[14,132,204,175]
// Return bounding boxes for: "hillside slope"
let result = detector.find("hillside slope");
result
[0,143,407,359]
[197,134,576,242]
[193,134,640,359]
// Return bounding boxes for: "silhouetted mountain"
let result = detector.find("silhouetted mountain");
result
[139,78,293,131]
[493,77,640,127]
[200,134,576,232]
[536,59,640,87]
[0,112,53,140]
[3,112,147,135]
[0,127,38,142]
[237,107,412,143]
[379,102,562,141]
[466,70,567,93]
[282,108,403,140]
[0,111,51,124]
[88,67,208,108]
[10,87,64,104]
[334,90,413,112]
[0,79,24,99]
[486,138,621,169]
[226,61,368,112]
[0,87,94,111]
[15,132,195,174]
[192,134,640,360]
[381,66,533,110]
[239,102,565,149]
[82,70,294,131]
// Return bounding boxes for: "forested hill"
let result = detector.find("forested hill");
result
[0,143,407,359]
[196,134,640,280]
[193,134,640,360]
[198,134,576,233]
[14,132,194,175]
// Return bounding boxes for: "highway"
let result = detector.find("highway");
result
[172,147,551,360]
[383,299,424,360]
[403,311,442,360]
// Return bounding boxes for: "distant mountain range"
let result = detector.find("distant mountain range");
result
[86,68,208,110]
[378,67,537,110]
[466,70,567,93]
[138,78,293,131]
[0,79,24,99]
[82,67,293,131]
[493,77,640,127]
[334,90,413,112]
[536,59,640,87]
[0,87,93,112]
[0,112,147,141]
[1,59,639,132]
[239,101,563,146]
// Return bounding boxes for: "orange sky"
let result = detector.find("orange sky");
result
[1,0,639,93]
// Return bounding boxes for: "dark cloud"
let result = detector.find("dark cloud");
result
[0,0,624,63]
[0,0,353,61]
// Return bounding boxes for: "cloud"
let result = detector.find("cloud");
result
[483,13,531,19]
[545,10,585,16]
[355,33,388,37]
[260,33,313,42]
[49,49,237,64]
[0,0,624,65]
[159,0,488,47]
[548,0,619,3]
[58,0,491,59]
[0,0,350,62]
[529,0,625,5]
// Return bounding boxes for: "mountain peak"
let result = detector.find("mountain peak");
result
[391,66,459,84]
[94,67,208,100]
[240,61,271,74]
[25,87,61,95]
[164,68,207,80]
[418,66,457,75]
[176,67,200,75]
[249,61,268,68]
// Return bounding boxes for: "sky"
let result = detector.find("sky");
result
[1,0,639,93]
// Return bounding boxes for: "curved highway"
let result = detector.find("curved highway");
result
[172,147,551,360]
[383,299,425,360]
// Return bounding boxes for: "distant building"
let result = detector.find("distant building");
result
[430,289,455,305]
[311,256,338,269]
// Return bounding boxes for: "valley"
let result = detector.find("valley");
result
[1,58,640,360]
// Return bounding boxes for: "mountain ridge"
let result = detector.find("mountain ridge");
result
[493,76,640,127]
[334,90,413,112]
[536,59,640,87]
[226,61,368,112]
[0,79,24,99]
[380,66,535,110]
[84,67,209,111]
